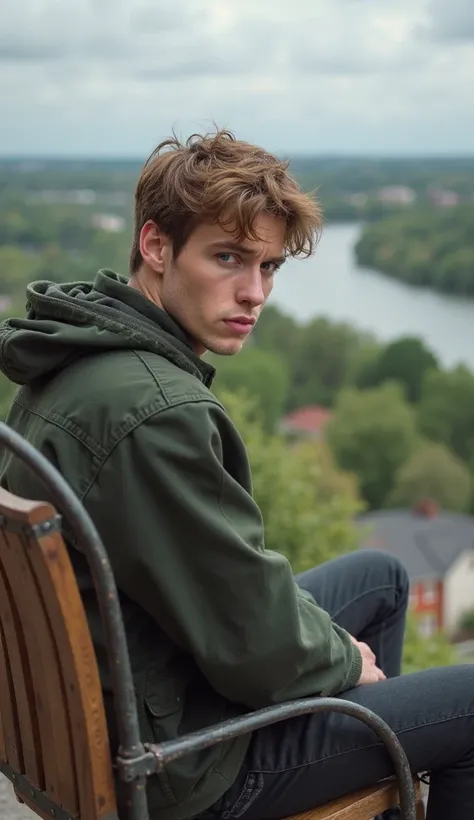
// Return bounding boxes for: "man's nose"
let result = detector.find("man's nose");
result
[236,267,266,306]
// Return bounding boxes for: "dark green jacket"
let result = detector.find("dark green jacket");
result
[0,270,362,820]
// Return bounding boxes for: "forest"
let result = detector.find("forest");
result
[355,205,474,295]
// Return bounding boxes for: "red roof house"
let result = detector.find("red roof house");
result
[278,405,333,439]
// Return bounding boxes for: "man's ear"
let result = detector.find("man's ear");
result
[139,220,169,273]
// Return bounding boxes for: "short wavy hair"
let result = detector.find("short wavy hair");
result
[129,128,323,273]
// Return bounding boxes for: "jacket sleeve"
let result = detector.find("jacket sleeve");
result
[87,398,362,708]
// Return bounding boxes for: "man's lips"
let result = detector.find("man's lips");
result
[223,317,256,334]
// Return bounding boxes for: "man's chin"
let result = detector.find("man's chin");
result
[206,339,245,357]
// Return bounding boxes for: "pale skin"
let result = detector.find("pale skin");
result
[129,212,286,357]
[128,210,385,687]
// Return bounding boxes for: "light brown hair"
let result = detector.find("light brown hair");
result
[129,129,323,273]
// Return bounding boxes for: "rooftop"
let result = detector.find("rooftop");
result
[358,507,474,581]
[279,405,332,436]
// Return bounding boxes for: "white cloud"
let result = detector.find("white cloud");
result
[424,0,474,41]
[0,0,472,155]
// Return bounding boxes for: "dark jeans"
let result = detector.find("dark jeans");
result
[204,550,474,820]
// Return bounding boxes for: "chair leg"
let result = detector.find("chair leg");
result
[416,796,426,819]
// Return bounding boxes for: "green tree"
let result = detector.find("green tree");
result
[35,243,72,282]
[327,383,417,509]
[253,307,379,411]
[389,441,472,512]
[346,338,382,388]
[210,347,289,432]
[435,247,474,294]
[355,205,474,296]
[457,609,474,637]
[0,245,39,295]
[251,304,300,365]
[358,337,439,403]
[402,613,455,674]
[417,365,474,463]
[287,317,375,409]
[220,390,363,572]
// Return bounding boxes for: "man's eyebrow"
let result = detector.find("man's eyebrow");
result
[209,240,286,265]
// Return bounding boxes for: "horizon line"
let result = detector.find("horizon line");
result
[1,152,474,163]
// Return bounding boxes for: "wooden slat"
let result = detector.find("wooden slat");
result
[0,619,22,772]
[0,484,118,820]
[1,526,79,814]
[29,527,117,820]
[285,777,422,820]
[0,492,51,518]
[0,561,44,788]
[0,652,5,762]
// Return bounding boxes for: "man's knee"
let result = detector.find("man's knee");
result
[358,549,410,603]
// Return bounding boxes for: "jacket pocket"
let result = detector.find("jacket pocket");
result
[141,667,185,808]
[143,665,184,719]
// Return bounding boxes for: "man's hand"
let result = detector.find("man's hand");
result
[349,634,386,685]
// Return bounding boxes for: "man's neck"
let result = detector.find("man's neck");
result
[128,268,165,312]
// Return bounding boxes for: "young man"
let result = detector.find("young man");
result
[1,130,473,820]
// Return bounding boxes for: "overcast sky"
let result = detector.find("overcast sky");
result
[1,0,473,157]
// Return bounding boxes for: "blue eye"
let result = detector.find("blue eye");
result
[217,252,238,264]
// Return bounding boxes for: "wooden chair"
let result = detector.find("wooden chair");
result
[0,421,424,820]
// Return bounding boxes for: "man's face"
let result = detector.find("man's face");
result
[150,213,286,356]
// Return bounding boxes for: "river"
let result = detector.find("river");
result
[269,223,474,369]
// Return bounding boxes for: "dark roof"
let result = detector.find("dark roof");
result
[357,509,474,581]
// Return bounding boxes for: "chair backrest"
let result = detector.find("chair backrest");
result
[0,485,118,820]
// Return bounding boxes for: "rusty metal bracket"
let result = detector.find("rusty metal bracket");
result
[0,760,77,820]
[114,750,159,783]
[0,512,62,538]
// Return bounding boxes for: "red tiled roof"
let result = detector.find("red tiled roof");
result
[280,405,333,433]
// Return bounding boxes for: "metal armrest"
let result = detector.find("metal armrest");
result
[117,697,416,820]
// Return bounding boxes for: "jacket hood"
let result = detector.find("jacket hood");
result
[0,269,214,387]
